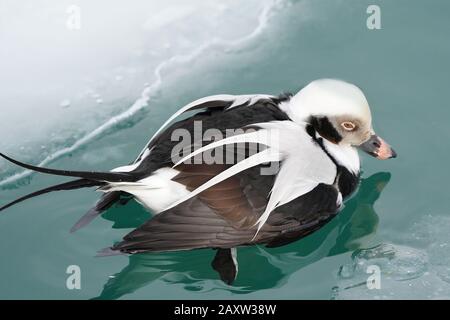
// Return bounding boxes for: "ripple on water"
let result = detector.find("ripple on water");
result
[334,214,450,299]
[413,216,450,285]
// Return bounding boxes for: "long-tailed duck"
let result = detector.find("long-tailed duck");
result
[0,78,396,284]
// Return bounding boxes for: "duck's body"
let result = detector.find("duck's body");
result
[0,79,396,284]
[101,93,360,253]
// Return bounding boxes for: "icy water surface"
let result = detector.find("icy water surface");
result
[1,0,450,299]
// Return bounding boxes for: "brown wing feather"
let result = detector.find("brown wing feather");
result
[173,164,264,229]
[109,159,341,254]
[112,196,301,253]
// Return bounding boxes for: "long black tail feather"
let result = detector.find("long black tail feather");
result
[0,178,101,212]
[70,191,122,233]
[0,153,136,182]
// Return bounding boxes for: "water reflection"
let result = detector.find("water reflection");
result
[94,172,391,299]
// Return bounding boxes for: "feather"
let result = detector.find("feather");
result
[163,148,281,213]
[172,129,273,167]
[0,153,135,182]
[0,179,99,212]
[135,94,274,161]
[253,122,337,234]
[170,120,337,235]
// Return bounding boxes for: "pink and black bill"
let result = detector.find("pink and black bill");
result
[359,134,397,160]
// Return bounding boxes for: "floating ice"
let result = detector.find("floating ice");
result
[59,99,71,108]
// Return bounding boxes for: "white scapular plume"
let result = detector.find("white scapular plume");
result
[135,94,274,162]
[173,128,275,167]
[252,121,336,233]
[165,148,282,212]
[162,120,337,238]
[228,94,275,108]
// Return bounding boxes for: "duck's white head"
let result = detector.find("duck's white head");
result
[283,78,396,160]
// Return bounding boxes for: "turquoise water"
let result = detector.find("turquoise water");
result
[1,0,450,299]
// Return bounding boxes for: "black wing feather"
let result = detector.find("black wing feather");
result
[110,183,341,253]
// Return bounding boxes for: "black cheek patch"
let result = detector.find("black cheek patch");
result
[310,116,343,144]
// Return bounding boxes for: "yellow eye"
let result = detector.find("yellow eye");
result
[341,121,356,131]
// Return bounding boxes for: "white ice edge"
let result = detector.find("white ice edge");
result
[0,0,282,188]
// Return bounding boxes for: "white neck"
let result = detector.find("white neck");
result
[319,133,360,175]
